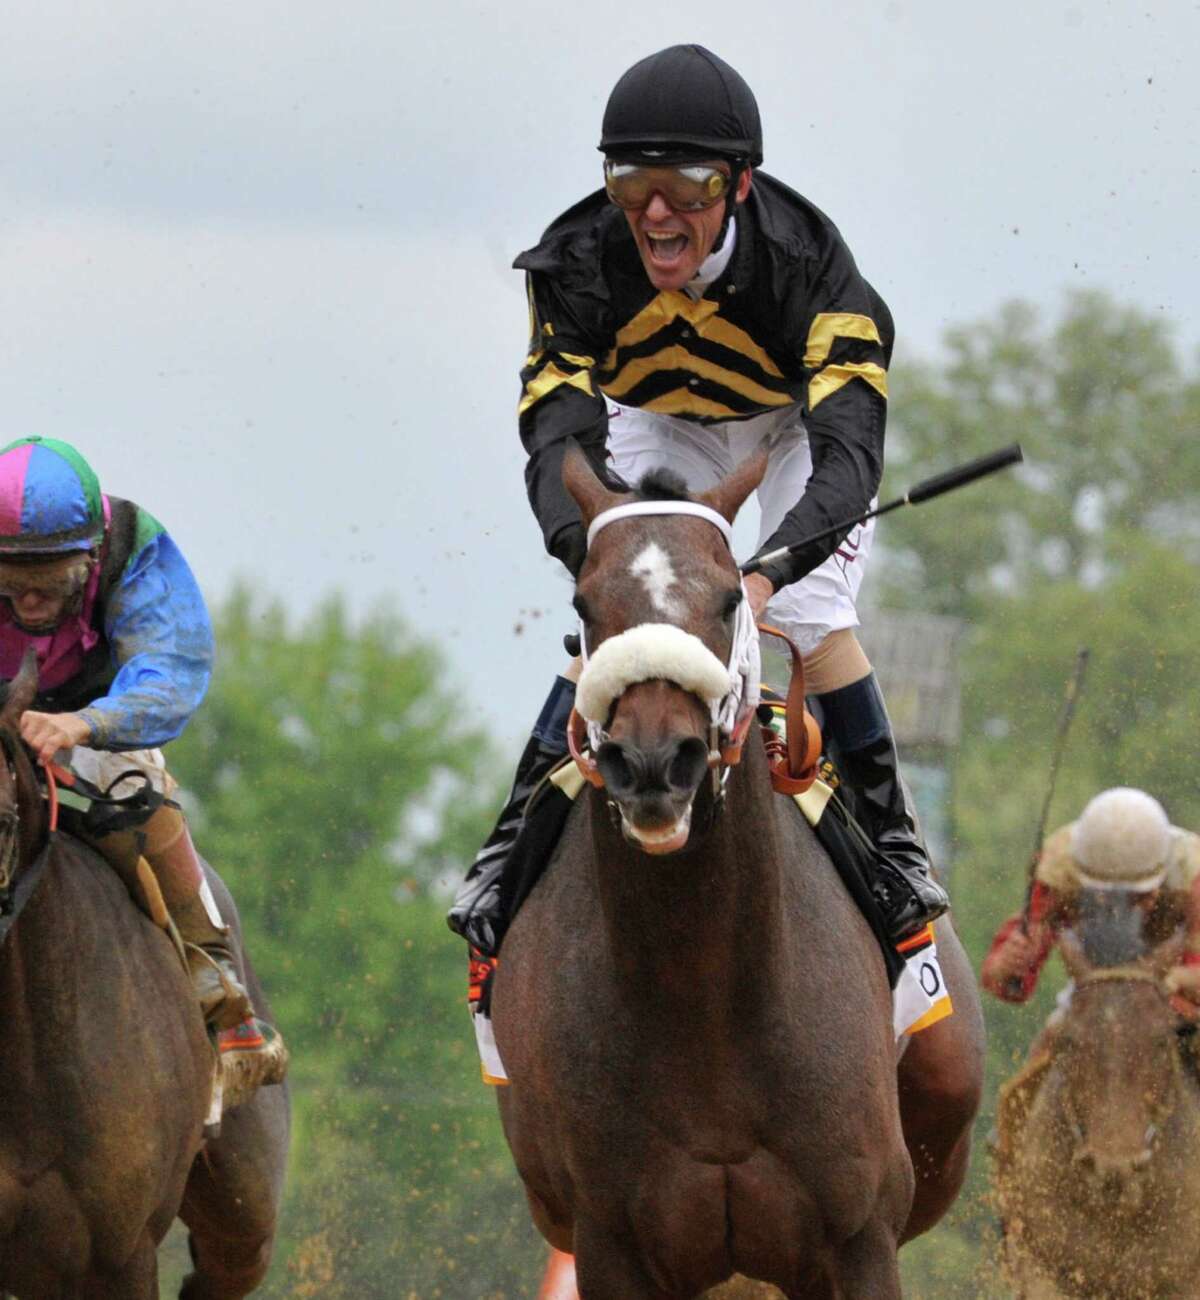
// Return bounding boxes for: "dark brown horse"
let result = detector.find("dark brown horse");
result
[0,656,288,1298]
[995,911,1200,1300]
[177,869,290,1300]
[493,449,981,1299]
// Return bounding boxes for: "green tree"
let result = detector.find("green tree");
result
[883,294,1200,1296]
[878,290,1200,621]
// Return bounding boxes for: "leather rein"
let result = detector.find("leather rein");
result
[0,730,55,939]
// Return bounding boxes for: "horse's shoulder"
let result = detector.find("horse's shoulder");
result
[42,832,155,931]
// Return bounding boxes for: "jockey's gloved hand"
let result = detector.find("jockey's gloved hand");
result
[549,522,587,578]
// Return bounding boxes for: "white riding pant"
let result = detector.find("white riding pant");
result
[62,746,226,926]
[65,746,176,798]
[606,400,875,656]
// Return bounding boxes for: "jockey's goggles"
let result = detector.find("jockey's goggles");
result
[0,552,93,601]
[604,161,731,212]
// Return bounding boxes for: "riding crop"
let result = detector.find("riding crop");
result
[1019,646,1091,932]
[1002,646,1090,996]
[740,443,1024,576]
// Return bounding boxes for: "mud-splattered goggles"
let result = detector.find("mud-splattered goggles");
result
[0,553,93,600]
[604,161,731,212]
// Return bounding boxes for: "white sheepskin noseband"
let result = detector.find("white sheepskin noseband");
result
[1070,786,1171,891]
[576,501,760,750]
[577,624,731,724]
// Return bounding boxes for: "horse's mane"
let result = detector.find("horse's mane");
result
[635,468,692,502]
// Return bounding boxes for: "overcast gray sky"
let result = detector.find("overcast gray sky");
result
[3,0,1197,742]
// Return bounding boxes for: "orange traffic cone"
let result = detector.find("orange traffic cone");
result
[537,1248,578,1299]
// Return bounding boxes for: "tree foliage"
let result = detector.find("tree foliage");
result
[167,591,541,1296]
[878,290,1200,621]
[886,293,1200,1295]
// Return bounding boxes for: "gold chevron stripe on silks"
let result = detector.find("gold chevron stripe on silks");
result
[628,388,743,419]
[613,291,720,348]
[808,362,888,409]
[610,293,784,380]
[603,346,793,408]
[803,313,882,368]
[518,361,596,414]
[526,348,595,370]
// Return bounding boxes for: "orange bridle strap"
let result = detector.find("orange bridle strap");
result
[567,707,606,789]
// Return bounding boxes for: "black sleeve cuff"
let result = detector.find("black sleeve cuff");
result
[548,523,588,579]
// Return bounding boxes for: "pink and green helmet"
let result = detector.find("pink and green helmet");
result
[0,436,105,555]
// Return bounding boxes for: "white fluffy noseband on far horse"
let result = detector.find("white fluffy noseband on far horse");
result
[576,501,760,751]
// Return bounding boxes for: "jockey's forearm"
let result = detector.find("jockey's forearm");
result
[981,908,1056,1003]
[520,384,609,569]
[751,402,883,589]
[78,652,209,749]
[1183,876,1200,960]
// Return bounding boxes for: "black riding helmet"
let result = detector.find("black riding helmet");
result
[599,46,760,246]
[599,44,763,168]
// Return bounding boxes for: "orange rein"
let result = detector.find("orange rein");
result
[39,760,76,834]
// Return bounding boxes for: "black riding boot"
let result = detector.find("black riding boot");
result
[817,672,949,942]
[447,674,576,956]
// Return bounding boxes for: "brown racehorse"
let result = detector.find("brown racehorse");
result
[178,867,291,1299]
[493,449,982,1299]
[995,904,1200,1300]
[0,654,288,1298]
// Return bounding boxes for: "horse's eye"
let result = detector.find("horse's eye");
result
[720,589,743,623]
[572,595,591,624]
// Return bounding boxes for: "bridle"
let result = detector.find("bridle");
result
[567,499,762,809]
[0,729,57,939]
[0,733,21,901]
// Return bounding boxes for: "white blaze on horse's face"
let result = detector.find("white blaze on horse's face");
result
[629,541,684,620]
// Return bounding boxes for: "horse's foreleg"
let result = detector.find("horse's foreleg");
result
[81,1236,159,1299]
[820,1218,902,1300]
[178,1226,273,1300]
[896,914,985,1243]
[573,1221,678,1300]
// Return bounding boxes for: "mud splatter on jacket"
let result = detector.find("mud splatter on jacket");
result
[0,498,213,749]
[514,172,894,586]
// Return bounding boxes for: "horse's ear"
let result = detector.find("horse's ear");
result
[698,450,768,524]
[0,650,39,730]
[1058,929,1093,983]
[563,442,622,527]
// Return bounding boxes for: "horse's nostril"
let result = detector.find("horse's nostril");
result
[667,736,710,794]
[595,742,637,797]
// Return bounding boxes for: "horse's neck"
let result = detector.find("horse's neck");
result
[587,737,790,1001]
